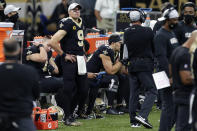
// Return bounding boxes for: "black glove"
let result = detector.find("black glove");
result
[47,64,55,74]
[120,59,129,66]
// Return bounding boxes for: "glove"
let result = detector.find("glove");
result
[120,59,129,66]
[48,64,55,74]
[95,71,106,86]
[96,71,106,80]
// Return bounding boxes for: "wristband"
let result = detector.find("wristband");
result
[61,53,66,58]
[38,44,44,48]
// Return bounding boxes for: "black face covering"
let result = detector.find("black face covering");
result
[9,13,18,23]
[0,10,5,20]
[184,15,195,24]
[168,23,177,29]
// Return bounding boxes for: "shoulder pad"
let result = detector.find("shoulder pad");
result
[105,44,110,48]
[60,17,70,22]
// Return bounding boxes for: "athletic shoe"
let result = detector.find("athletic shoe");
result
[95,114,104,119]
[131,122,141,128]
[116,105,129,113]
[64,116,82,126]
[106,108,124,115]
[135,115,153,129]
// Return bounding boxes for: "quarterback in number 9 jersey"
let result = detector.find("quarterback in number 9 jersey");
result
[58,17,85,56]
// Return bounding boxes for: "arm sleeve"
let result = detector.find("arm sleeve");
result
[100,47,113,57]
[124,30,129,48]
[173,24,182,44]
[22,46,38,63]
[154,34,165,57]
[154,35,169,73]
[58,19,72,32]
[149,28,155,55]
[179,53,191,71]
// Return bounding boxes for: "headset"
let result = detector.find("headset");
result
[163,7,175,20]
[129,8,146,23]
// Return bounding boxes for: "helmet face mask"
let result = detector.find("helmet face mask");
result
[94,98,107,113]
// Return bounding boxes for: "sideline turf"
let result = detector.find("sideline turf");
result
[39,107,162,131]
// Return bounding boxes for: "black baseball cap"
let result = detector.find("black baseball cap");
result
[108,35,122,45]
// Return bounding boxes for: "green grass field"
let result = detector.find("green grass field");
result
[41,107,167,131]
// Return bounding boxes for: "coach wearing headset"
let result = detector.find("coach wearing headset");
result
[174,2,197,45]
[124,9,157,129]
[154,7,179,131]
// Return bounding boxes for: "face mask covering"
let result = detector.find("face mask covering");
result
[168,23,177,29]
[184,15,194,24]
[0,10,5,20]
[9,13,19,23]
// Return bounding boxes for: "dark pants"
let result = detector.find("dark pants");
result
[159,87,174,131]
[59,61,88,118]
[129,71,157,123]
[192,90,197,131]
[175,104,191,131]
[117,74,130,106]
[86,79,99,115]
[86,74,118,115]
[40,77,63,93]
[0,117,36,131]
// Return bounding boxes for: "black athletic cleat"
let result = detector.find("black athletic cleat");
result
[106,108,124,115]
[64,116,82,126]
[135,115,153,129]
[116,105,129,113]
[131,122,141,128]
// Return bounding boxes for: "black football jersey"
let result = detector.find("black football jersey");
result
[58,17,85,56]
[87,45,115,73]
[23,45,52,77]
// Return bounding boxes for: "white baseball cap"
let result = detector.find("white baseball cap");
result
[129,11,141,22]
[158,8,179,21]
[68,3,81,12]
[4,5,21,15]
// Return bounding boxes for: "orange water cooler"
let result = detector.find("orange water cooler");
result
[0,22,14,62]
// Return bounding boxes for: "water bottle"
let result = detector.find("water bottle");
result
[144,14,150,27]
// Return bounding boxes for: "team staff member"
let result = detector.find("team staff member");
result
[170,31,197,131]
[124,9,157,129]
[0,39,40,131]
[4,5,27,49]
[154,8,179,131]
[174,2,197,45]
[85,35,125,116]
[0,0,6,21]
[153,2,174,34]
[48,3,88,126]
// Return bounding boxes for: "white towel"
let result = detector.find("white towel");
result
[77,56,87,75]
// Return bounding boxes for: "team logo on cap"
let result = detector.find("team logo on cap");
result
[73,26,76,30]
